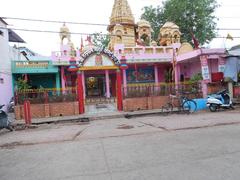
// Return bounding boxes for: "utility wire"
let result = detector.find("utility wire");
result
[218,16,240,19]
[3,17,240,31]
[0,26,135,37]
[1,17,109,26]
[1,26,240,39]
[217,28,240,30]
[2,25,240,39]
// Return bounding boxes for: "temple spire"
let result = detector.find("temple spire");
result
[108,0,136,50]
[110,0,135,25]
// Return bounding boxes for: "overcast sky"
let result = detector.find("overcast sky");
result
[1,0,240,56]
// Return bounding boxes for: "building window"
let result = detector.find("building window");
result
[0,30,3,36]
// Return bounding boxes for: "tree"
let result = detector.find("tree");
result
[141,5,165,41]
[141,0,219,47]
[16,77,31,91]
[92,32,110,48]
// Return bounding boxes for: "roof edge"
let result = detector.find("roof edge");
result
[0,17,8,25]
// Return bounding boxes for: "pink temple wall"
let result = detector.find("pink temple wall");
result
[158,64,172,82]
[179,59,201,80]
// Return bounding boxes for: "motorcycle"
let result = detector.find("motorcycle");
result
[206,89,234,112]
[7,97,14,113]
[0,105,13,131]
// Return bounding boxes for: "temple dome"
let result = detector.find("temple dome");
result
[137,19,151,28]
[161,22,179,29]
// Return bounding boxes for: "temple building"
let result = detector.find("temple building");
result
[13,0,229,119]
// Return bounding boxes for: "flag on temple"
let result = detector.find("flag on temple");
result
[226,33,233,40]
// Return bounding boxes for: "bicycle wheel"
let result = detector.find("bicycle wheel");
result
[182,100,197,113]
[161,103,173,114]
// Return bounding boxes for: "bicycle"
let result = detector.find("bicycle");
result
[161,93,197,114]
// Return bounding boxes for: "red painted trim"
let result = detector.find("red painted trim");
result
[23,100,31,125]
[77,72,85,114]
[27,101,31,124]
[116,70,123,111]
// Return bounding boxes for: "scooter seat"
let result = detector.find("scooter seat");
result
[211,94,222,100]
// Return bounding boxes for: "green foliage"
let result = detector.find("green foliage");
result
[189,73,203,82]
[141,5,165,41]
[141,0,219,46]
[16,78,31,90]
[164,68,173,83]
[92,33,110,48]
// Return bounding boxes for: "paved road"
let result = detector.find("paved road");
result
[1,111,240,180]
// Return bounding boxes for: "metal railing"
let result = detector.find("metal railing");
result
[15,87,77,105]
[122,82,203,99]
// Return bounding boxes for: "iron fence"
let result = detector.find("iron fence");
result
[15,87,77,105]
[122,82,203,99]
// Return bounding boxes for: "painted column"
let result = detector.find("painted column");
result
[123,69,127,96]
[228,82,233,99]
[154,65,159,85]
[61,67,66,92]
[82,71,86,98]
[77,71,84,114]
[105,70,110,98]
[201,80,208,98]
[56,72,61,95]
[174,63,180,84]
[200,55,211,97]
[116,69,123,111]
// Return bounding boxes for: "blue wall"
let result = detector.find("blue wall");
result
[193,98,207,111]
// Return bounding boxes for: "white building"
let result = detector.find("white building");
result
[0,18,25,110]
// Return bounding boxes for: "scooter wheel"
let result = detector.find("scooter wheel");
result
[6,125,14,131]
[209,104,217,112]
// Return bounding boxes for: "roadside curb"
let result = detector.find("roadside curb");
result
[12,106,240,126]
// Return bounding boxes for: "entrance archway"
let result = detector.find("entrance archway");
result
[78,47,122,113]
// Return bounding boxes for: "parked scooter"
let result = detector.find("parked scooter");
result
[206,89,234,112]
[0,105,13,131]
[7,97,14,113]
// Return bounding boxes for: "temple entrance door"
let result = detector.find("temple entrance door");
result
[85,75,105,97]
[84,73,117,114]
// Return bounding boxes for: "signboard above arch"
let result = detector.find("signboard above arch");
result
[79,47,120,70]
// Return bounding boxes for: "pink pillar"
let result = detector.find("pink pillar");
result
[61,67,66,91]
[123,69,127,96]
[154,65,159,84]
[201,80,208,98]
[174,64,180,84]
[82,71,85,98]
[105,70,110,98]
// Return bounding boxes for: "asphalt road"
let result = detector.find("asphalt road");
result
[1,112,240,180]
